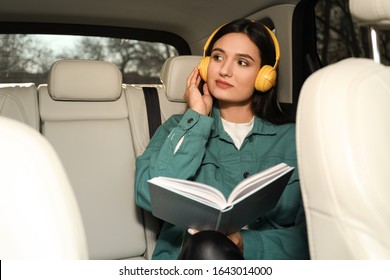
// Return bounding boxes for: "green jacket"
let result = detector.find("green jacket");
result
[135,107,309,260]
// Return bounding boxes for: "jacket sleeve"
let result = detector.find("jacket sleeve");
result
[241,179,310,260]
[135,109,214,212]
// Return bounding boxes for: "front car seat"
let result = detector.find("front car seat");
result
[0,116,88,259]
[296,0,390,259]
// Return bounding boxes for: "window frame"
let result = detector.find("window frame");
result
[0,22,191,55]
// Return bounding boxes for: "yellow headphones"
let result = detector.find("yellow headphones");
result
[198,22,280,92]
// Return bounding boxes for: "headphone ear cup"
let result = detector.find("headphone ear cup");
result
[255,65,277,92]
[198,56,210,82]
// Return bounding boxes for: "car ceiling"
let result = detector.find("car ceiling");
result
[1,0,301,50]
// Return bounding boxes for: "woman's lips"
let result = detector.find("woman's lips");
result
[216,80,233,89]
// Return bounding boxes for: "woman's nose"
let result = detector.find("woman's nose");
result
[219,60,233,77]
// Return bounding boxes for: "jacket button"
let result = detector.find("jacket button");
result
[187,118,194,124]
[243,172,250,178]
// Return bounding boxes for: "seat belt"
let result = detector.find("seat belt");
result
[142,87,162,139]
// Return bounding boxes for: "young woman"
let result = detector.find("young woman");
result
[135,19,309,260]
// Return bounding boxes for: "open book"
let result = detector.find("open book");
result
[148,163,294,234]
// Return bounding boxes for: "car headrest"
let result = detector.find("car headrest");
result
[350,0,390,27]
[160,56,202,102]
[48,60,122,101]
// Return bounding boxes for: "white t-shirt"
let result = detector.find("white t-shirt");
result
[221,117,254,150]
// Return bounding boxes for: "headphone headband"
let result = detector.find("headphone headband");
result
[202,24,223,56]
[263,25,280,69]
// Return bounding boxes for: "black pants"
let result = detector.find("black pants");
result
[178,230,244,260]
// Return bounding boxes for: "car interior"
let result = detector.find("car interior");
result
[1,0,389,260]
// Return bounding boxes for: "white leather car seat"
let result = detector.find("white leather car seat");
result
[0,83,40,130]
[160,55,202,103]
[126,55,200,156]
[0,116,88,259]
[296,0,390,259]
[38,60,146,259]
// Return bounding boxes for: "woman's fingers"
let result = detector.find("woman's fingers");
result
[187,228,199,235]
[184,67,213,115]
[184,68,200,101]
[186,67,200,87]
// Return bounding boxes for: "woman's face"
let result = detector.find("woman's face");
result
[207,32,261,106]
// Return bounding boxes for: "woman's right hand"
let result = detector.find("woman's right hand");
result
[184,67,213,116]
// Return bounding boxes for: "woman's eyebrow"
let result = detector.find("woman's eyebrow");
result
[236,53,255,62]
[211,48,255,62]
[211,47,225,54]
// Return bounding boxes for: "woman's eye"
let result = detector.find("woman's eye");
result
[212,54,223,61]
[238,60,249,66]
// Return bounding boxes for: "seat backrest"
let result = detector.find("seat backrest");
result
[0,116,88,259]
[38,60,146,259]
[297,58,390,259]
[297,0,390,260]
[0,83,40,130]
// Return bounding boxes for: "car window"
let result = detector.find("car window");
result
[0,34,178,84]
[315,0,390,66]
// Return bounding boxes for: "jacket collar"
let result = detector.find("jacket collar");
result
[210,106,277,139]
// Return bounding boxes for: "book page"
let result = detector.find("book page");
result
[227,163,292,204]
[149,177,228,208]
